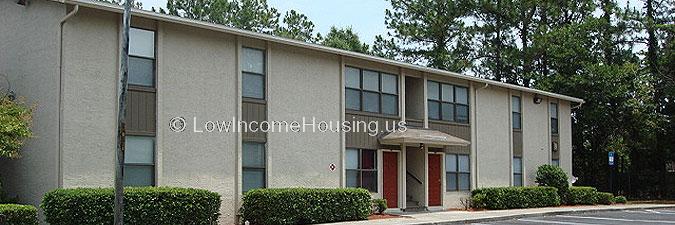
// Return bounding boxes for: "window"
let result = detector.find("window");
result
[428,81,469,123]
[445,154,470,191]
[512,96,522,129]
[242,47,265,99]
[123,136,155,186]
[243,142,266,192]
[513,157,523,186]
[552,159,560,167]
[344,67,398,115]
[129,28,155,87]
[346,148,378,192]
[550,103,559,134]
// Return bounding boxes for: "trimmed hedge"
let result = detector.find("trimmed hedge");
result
[471,186,561,209]
[0,204,38,225]
[41,187,221,225]
[372,199,387,214]
[241,188,371,225]
[596,192,614,205]
[614,195,627,204]
[568,186,598,205]
[535,165,570,203]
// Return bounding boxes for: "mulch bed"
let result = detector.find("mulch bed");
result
[368,214,403,220]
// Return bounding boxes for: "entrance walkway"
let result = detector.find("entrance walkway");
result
[321,204,675,225]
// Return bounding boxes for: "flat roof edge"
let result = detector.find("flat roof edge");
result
[58,0,584,104]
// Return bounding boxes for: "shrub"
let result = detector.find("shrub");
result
[0,204,38,225]
[41,187,221,225]
[568,186,599,205]
[0,97,33,159]
[471,186,560,209]
[596,192,614,205]
[613,195,627,204]
[372,199,387,214]
[535,165,570,203]
[241,188,371,225]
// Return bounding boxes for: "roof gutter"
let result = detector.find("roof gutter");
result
[58,3,79,188]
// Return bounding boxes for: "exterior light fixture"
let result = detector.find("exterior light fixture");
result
[533,95,543,104]
[419,143,425,151]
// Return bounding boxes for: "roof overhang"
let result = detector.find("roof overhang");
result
[53,0,584,104]
[379,128,470,147]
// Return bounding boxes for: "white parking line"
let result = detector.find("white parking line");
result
[648,209,675,215]
[557,215,675,224]
[518,218,600,225]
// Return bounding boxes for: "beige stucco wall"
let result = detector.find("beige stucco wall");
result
[559,101,573,177]
[157,22,238,223]
[522,93,552,185]
[475,86,511,187]
[266,43,342,188]
[0,0,63,210]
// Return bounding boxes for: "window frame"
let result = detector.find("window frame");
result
[445,153,470,192]
[242,141,267,192]
[122,134,156,187]
[428,80,469,124]
[552,159,560,167]
[512,96,522,130]
[550,102,559,135]
[242,47,266,100]
[513,157,523,187]
[128,27,157,90]
[344,66,399,116]
[345,148,378,192]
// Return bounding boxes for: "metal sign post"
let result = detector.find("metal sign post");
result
[608,151,615,195]
[115,0,133,224]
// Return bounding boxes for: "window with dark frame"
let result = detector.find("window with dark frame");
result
[345,67,398,115]
[550,103,559,134]
[552,159,560,167]
[445,154,470,191]
[242,47,265,99]
[123,136,155,186]
[428,81,469,123]
[243,142,266,192]
[513,157,523,186]
[128,27,156,87]
[346,148,378,192]
[512,96,522,129]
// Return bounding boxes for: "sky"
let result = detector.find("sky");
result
[138,0,391,45]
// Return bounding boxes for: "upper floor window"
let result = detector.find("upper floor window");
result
[550,103,559,134]
[446,154,470,191]
[345,67,398,115]
[129,28,155,87]
[428,81,469,123]
[512,96,522,129]
[552,159,560,167]
[346,148,378,192]
[513,157,523,186]
[243,142,266,192]
[123,136,155,186]
[242,47,265,99]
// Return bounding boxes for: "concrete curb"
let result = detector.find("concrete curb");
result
[427,205,675,225]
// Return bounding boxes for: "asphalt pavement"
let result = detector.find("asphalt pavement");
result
[472,207,675,225]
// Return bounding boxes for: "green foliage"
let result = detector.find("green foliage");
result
[567,186,599,205]
[470,186,561,209]
[241,188,371,225]
[0,204,38,225]
[596,192,615,205]
[613,195,627,203]
[0,97,33,160]
[41,187,221,225]
[535,165,570,203]
[274,10,318,42]
[372,199,387,214]
[320,26,370,54]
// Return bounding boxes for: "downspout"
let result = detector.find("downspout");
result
[58,4,79,188]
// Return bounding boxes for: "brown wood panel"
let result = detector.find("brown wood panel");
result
[513,131,523,156]
[242,101,266,141]
[126,90,156,134]
[345,113,400,149]
[429,122,471,152]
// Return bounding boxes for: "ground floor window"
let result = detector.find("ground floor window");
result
[513,157,523,186]
[346,148,378,192]
[123,136,155,186]
[446,154,470,191]
[243,142,266,192]
[552,159,560,167]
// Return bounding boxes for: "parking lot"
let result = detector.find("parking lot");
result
[473,208,675,225]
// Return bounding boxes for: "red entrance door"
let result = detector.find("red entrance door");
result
[383,152,398,208]
[428,154,442,206]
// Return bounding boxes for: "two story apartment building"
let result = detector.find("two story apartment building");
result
[0,0,583,224]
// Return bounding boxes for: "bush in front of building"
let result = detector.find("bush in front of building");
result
[535,165,570,203]
[0,204,38,225]
[372,199,387,214]
[596,192,615,205]
[567,186,599,205]
[41,187,221,225]
[613,195,627,203]
[470,186,561,209]
[241,188,371,225]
